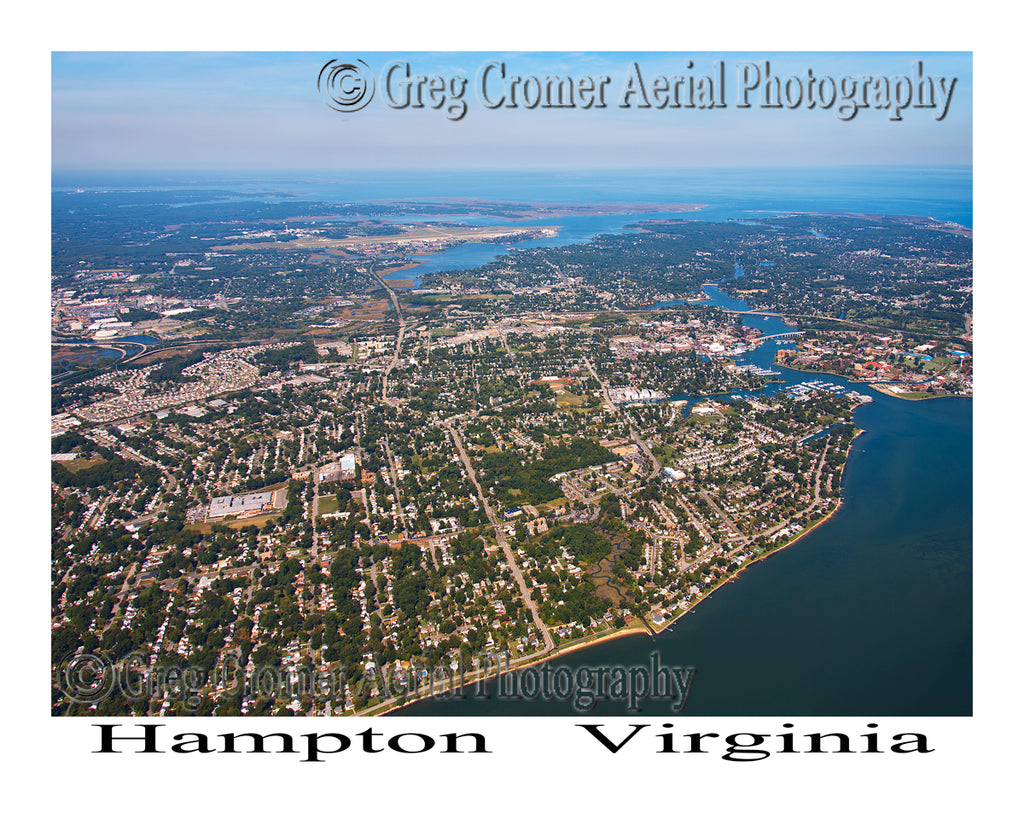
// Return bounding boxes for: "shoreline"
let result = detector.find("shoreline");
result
[372,626,653,716]
[774,357,970,402]
[867,382,970,401]
[375,431,864,716]
[379,231,567,290]
[648,428,863,638]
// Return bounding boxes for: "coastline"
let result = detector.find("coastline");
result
[774,357,970,402]
[372,625,653,716]
[379,229,568,289]
[376,429,864,717]
[867,382,969,401]
[648,428,864,638]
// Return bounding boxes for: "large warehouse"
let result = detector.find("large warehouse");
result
[207,490,285,519]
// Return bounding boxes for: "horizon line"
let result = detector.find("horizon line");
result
[51,163,974,175]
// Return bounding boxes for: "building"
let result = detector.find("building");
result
[208,490,283,520]
[318,452,358,483]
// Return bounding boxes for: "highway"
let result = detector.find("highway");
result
[367,261,408,403]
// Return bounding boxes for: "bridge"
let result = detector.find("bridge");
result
[721,309,786,317]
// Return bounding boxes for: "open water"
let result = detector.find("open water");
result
[53,167,972,715]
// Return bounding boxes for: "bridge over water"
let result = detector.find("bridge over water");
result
[758,330,805,341]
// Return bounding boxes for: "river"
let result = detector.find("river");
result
[395,275,972,716]
[57,169,971,715]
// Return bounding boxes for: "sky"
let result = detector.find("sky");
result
[51,51,972,172]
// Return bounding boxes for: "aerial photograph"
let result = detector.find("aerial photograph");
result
[50,51,972,721]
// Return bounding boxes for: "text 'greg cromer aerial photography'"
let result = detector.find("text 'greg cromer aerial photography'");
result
[51,52,972,720]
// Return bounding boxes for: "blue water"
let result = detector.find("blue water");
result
[117,335,161,345]
[390,184,971,716]
[382,168,969,285]
[51,167,973,228]
[402,391,971,717]
[397,278,973,716]
[52,168,972,715]
[52,348,123,372]
[53,167,972,289]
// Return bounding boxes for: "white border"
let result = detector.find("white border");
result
[13,2,1017,815]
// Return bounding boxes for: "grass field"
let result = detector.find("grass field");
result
[536,498,569,513]
[923,356,955,373]
[317,495,340,516]
[186,512,281,533]
[61,455,106,473]
[554,388,584,407]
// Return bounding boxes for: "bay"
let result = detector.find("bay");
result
[396,393,971,716]
[52,166,973,715]
[390,189,972,716]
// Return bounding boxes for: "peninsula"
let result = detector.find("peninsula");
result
[51,195,971,716]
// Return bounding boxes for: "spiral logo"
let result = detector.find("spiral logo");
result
[56,651,116,704]
[318,59,375,113]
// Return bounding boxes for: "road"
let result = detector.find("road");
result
[382,436,409,535]
[494,324,525,388]
[367,261,408,403]
[125,472,179,527]
[583,357,660,477]
[311,461,320,561]
[443,420,553,653]
[698,488,748,544]
[102,562,139,634]
[755,436,833,542]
